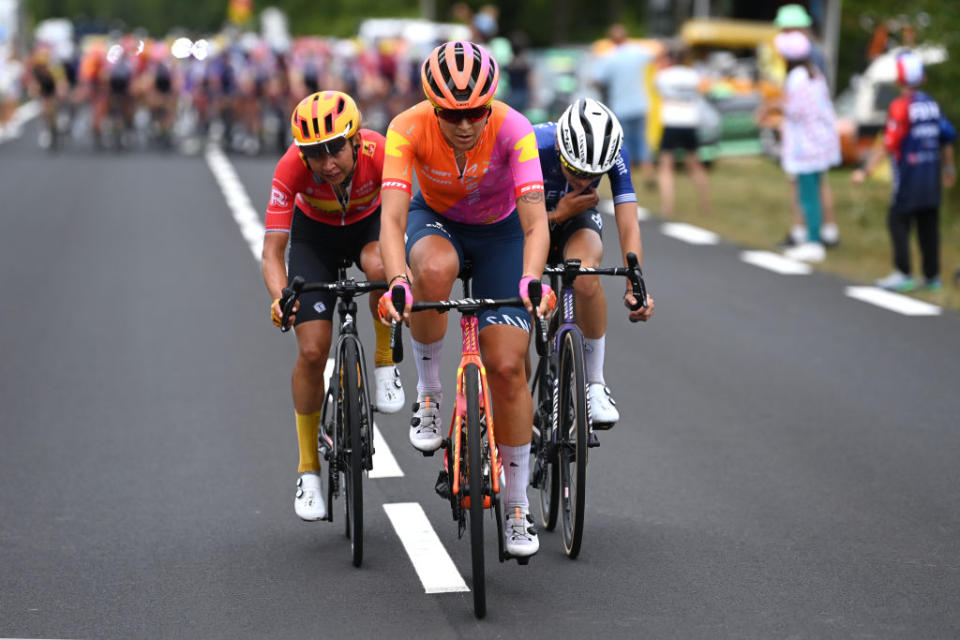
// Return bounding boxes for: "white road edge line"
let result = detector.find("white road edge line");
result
[325,358,403,478]
[204,144,264,261]
[383,502,470,594]
[845,286,941,316]
[661,222,720,245]
[740,250,813,275]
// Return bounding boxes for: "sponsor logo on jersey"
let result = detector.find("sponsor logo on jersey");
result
[270,187,289,208]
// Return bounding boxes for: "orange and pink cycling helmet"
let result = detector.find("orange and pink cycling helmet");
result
[421,41,499,110]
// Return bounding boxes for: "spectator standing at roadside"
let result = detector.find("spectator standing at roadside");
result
[773,3,840,249]
[774,31,840,263]
[0,49,23,139]
[852,52,956,292]
[654,41,711,218]
[591,23,655,187]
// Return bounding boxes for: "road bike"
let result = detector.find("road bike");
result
[279,262,384,567]
[389,266,547,618]
[529,252,647,558]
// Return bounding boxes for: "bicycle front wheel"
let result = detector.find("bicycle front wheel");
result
[532,356,558,531]
[558,331,588,558]
[341,339,364,568]
[464,363,486,619]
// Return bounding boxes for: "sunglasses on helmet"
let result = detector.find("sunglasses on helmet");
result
[300,136,348,158]
[559,152,602,181]
[434,105,491,124]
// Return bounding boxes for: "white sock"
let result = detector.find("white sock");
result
[821,222,838,243]
[583,336,605,385]
[499,443,531,509]
[790,225,807,244]
[412,338,443,397]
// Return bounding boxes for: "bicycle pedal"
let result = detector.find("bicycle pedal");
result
[516,557,531,566]
[434,470,452,500]
[420,448,436,457]
[588,431,600,448]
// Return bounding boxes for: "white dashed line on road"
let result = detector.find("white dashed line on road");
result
[204,144,264,261]
[740,251,813,275]
[383,502,470,594]
[660,222,720,245]
[845,286,941,316]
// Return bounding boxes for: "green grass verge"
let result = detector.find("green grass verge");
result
[625,156,960,312]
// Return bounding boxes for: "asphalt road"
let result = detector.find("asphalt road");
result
[2,121,959,639]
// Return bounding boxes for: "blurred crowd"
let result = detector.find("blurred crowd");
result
[0,30,443,154]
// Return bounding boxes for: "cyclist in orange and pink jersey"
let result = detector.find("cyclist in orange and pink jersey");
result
[378,41,551,559]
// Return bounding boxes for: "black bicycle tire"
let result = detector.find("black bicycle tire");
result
[558,330,587,558]
[464,363,486,618]
[533,358,559,531]
[342,339,364,568]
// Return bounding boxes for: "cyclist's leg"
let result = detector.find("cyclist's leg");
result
[406,198,461,383]
[404,198,462,449]
[562,215,619,425]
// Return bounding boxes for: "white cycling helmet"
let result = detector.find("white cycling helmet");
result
[556,98,623,175]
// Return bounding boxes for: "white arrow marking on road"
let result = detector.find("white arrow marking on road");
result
[204,144,265,261]
[845,286,941,316]
[324,359,403,478]
[384,502,470,594]
[740,251,813,275]
[661,222,720,245]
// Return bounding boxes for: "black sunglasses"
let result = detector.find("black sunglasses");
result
[559,152,602,181]
[434,105,491,124]
[300,136,348,158]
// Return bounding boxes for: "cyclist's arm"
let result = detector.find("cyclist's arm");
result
[516,189,549,281]
[613,201,642,267]
[379,188,411,286]
[262,231,289,300]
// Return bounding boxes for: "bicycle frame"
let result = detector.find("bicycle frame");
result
[448,311,501,506]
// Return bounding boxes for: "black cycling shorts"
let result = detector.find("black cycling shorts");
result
[548,207,604,265]
[286,207,381,324]
[659,126,699,152]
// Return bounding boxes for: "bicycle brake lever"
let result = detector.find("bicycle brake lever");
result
[625,252,647,311]
[280,276,305,333]
[390,284,405,363]
[527,281,548,357]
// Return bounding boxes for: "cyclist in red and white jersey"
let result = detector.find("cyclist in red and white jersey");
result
[262,91,405,521]
[378,41,552,558]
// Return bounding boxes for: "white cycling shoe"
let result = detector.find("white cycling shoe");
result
[504,505,539,557]
[409,394,443,453]
[294,472,326,521]
[374,365,405,414]
[587,382,619,429]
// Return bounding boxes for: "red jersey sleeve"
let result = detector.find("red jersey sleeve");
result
[884,96,910,161]
[265,145,307,232]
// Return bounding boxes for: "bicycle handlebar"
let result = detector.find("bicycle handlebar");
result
[279,275,388,333]
[543,252,647,311]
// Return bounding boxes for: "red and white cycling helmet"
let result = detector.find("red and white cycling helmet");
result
[421,41,499,110]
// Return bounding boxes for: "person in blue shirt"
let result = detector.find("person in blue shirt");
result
[853,51,956,291]
[591,23,656,186]
[534,98,654,429]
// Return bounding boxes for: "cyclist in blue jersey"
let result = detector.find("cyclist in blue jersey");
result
[534,98,654,429]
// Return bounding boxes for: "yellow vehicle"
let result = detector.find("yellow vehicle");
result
[679,18,784,158]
